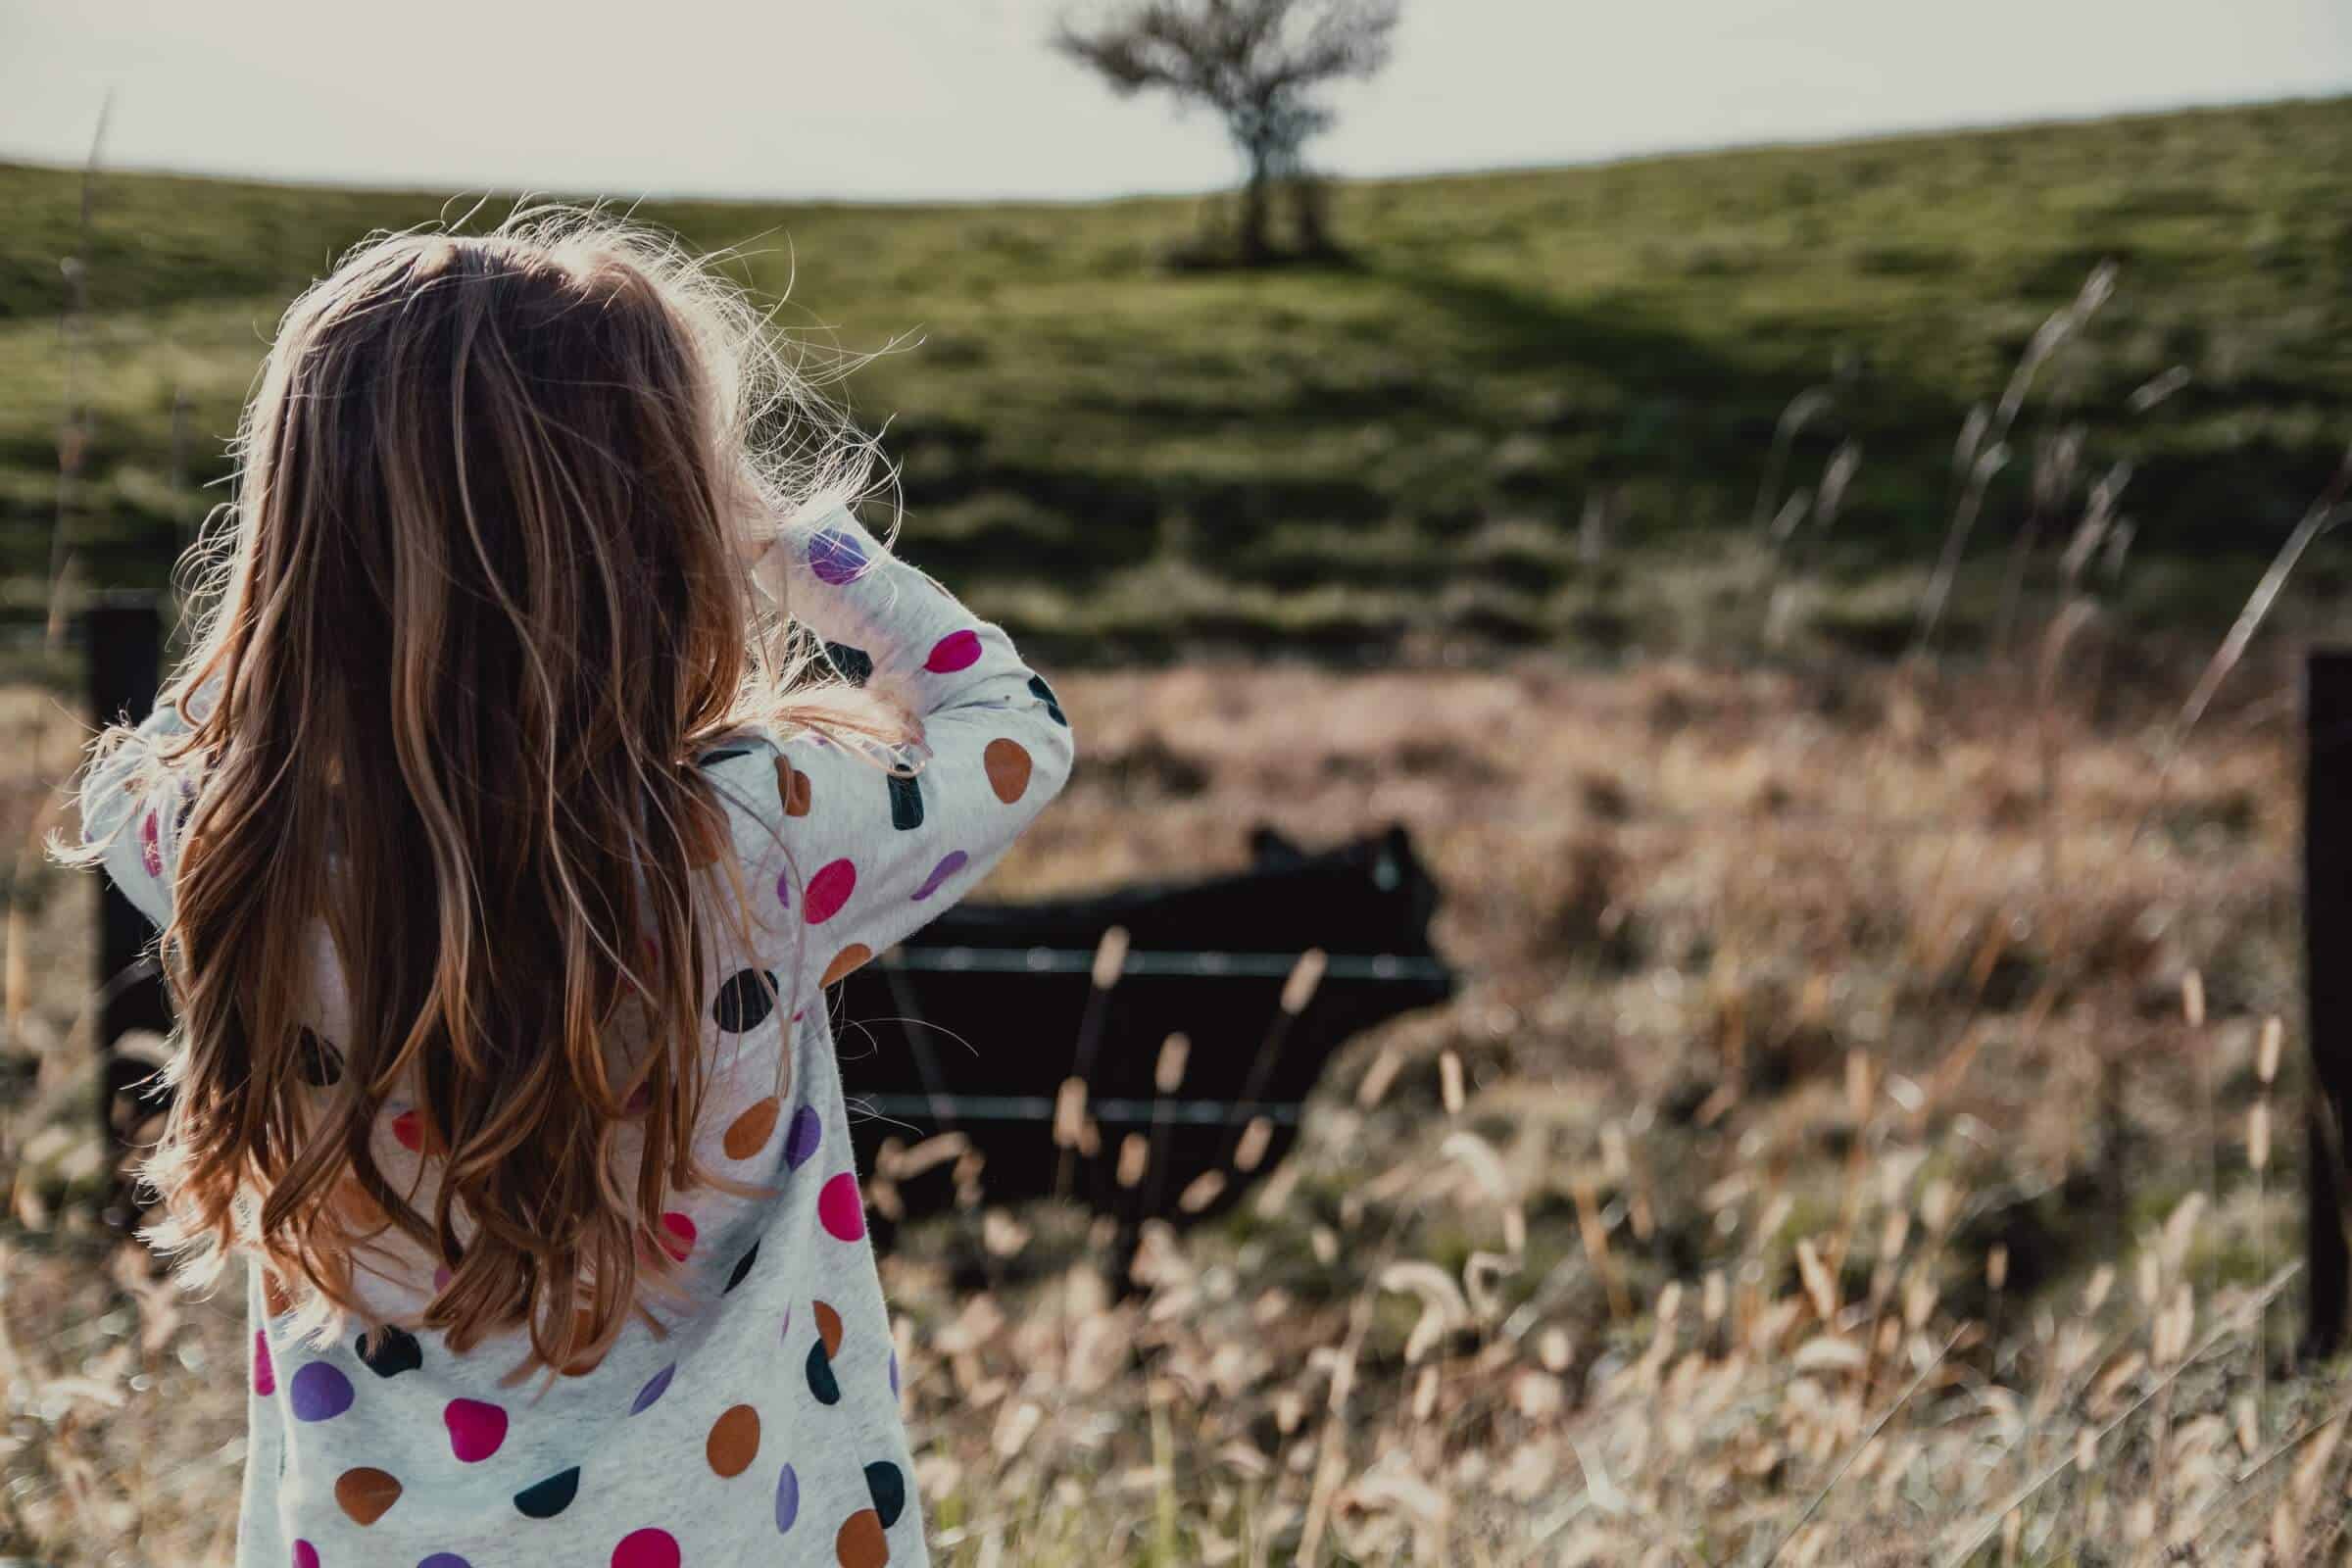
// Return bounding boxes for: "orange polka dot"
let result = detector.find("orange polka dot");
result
[983,738,1032,804]
[777,759,812,816]
[821,944,873,987]
[706,1402,760,1478]
[334,1466,402,1526]
[813,1299,844,1358]
[724,1097,782,1159]
[836,1507,890,1567]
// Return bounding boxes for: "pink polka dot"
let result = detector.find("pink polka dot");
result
[444,1397,509,1462]
[612,1528,680,1568]
[817,1171,866,1242]
[924,629,983,673]
[292,1543,319,1568]
[139,810,162,877]
[391,1108,422,1152]
[803,858,856,925]
[253,1330,274,1396]
[432,1266,453,1293]
[660,1211,697,1261]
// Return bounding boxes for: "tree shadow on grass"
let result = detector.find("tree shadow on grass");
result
[1368,260,1973,550]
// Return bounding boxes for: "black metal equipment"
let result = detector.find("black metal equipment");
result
[83,595,173,1228]
[831,824,1456,1235]
[2306,650,2352,1356]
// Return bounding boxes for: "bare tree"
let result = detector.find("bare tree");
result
[1055,0,1401,265]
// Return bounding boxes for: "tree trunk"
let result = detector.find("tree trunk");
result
[1291,169,1332,256]
[1238,141,1273,266]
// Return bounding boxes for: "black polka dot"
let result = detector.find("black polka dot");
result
[697,745,752,767]
[886,771,924,832]
[712,969,779,1034]
[865,1460,906,1528]
[805,1341,840,1406]
[514,1467,579,1519]
[1027,674,1067,726]
[724,1244,759,1294]
[355,1325,422,1378]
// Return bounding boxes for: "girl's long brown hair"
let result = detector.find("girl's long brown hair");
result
[63,209,906,1374]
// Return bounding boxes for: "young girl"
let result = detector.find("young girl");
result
[62,211,1072,1568]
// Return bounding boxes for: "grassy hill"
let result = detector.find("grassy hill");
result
[5,94,2350,664]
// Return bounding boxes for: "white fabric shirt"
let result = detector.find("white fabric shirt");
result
[84,511,1074,1568]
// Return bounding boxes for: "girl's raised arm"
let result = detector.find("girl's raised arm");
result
[75,686,207,931]
[708,508,1075,1006]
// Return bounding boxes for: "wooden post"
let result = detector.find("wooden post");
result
[2307,650,2352,1357]
[83,593,172,1229]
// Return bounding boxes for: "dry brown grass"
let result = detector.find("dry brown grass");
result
[5,635,2344,1564]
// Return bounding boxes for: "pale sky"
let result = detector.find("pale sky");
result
[4,0,2348,202]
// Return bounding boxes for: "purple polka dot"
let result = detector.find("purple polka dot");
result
[923,629,982,673]
[911,851,968,902]
[889,1350,901,1397]
[630,1364,676,1415]
[288,1361,354,1422]
[784,1105,822,1170]
[779,1305,793,1342]
[419,1556,471,1568]
[774,1463,801,1532]
[772,868,791,910]
[807,527,869,586]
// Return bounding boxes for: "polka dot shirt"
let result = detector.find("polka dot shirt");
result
[82,511,1075,1568]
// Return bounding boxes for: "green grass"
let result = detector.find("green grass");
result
[5,93,2350,661]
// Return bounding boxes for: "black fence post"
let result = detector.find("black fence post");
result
[2307,649,2352,1358]
[82,592,172,1228]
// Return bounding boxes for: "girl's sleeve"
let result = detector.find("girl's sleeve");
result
[75,690,205,931]
[725,508,1075,1000]
[238,1263,291,1562]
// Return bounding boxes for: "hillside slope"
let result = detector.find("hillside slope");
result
[5,95,2349,660]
